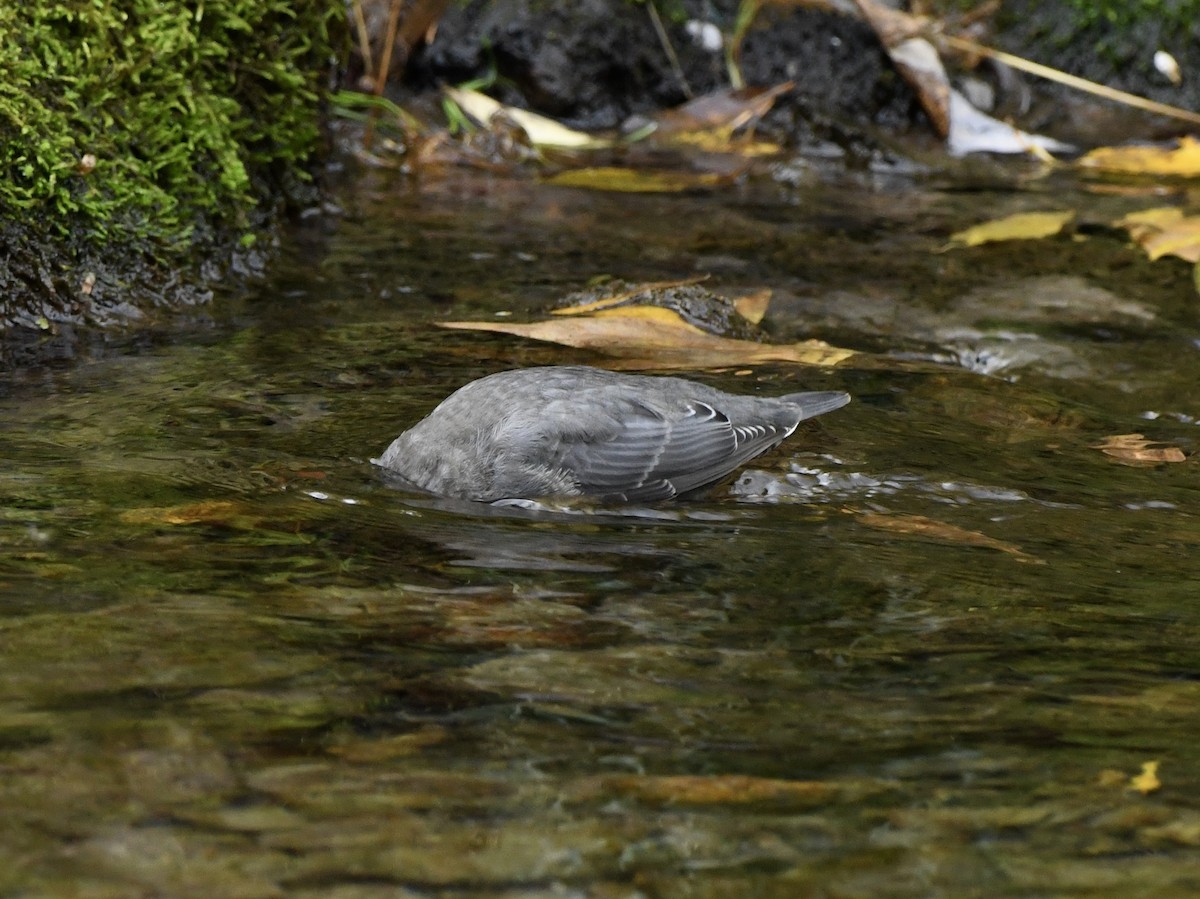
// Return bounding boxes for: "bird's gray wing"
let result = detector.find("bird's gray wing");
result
[559,400,791,501]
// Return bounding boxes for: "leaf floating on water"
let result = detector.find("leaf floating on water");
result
[1131,760,1162,795]
[440,306,856,368]
[944,210,1076,249]
[1093,433,1186,466]
[1079,136,1200,177]
[855,511,1043,564]
[543,166,731,193]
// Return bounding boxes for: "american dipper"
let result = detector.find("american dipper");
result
[375,365,850,503]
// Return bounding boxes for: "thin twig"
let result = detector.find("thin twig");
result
[364,0,406,150]
[647,3,693,99]
[350,0,375,81]
[940,33,1200,129]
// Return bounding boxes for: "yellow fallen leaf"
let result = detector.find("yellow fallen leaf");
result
[855,511,1043,563]
[1093,433,1186,466]
[543,166,730,193]
[1131,760,1162,795]
[440,306,856,368]
[1113,205,1185,243]
[1141,216,1200,262]
[944,210,1075,249]
[1079,136,1200,177]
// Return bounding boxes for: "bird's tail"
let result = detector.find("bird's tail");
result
[783,390,851,421]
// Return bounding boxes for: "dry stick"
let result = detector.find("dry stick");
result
[364,0,407,150]
[350,0,375,81]
[647,3,693,99]
[941,33,1200,129]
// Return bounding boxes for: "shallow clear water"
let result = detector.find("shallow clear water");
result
[3,162,1200,896]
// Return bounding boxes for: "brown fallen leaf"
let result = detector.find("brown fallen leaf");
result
[944,210,1076,249]
[440,306,855,369]
[855,511,1043,563]
[1079,136,1200,177]
[1093,433,1187,466]
[651,83,795,138]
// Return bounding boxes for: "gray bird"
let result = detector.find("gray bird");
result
[374,365,850,503]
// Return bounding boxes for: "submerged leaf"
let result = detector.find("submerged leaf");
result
[855,511,1043,563]
[440,306,855,368]
[543,166,730,193]
[945,210,1075,248]
[120,500,254,527]
[1093,434,1186,465]
[575,773,844,807]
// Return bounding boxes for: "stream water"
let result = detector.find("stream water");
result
[2,159,1200,896]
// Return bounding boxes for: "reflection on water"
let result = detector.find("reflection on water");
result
[2,167,1200,895]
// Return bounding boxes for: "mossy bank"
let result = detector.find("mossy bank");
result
[0,0,342,364]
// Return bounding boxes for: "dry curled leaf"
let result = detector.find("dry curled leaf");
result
[440,306,855,369]
[1093,433,1186,466]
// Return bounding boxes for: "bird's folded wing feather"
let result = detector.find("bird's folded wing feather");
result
[560,400,791,501]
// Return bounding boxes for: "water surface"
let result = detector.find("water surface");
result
[2,162,1200,896]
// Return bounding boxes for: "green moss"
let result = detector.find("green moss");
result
[0,0,342,251]
[1061,0,1200,33]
